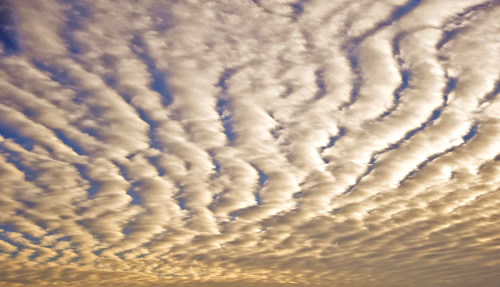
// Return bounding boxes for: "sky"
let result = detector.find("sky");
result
[0,0,500,286]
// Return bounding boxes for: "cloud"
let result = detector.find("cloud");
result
[1,0,500,286]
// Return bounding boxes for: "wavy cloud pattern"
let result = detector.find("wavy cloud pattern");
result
[1,0,500,286]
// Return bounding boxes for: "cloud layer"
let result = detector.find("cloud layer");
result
[1,0,500,286]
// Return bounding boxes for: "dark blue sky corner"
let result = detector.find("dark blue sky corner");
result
[0,1,21,56]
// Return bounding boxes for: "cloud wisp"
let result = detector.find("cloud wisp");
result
[1,0,500,286]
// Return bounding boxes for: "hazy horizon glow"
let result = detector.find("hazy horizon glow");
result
[1,0,500,286]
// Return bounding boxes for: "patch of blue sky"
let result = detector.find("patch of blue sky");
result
[257,169,267,186]
[207,194,219,213]
[0,3,20,55]
[220,113,236,144]
[227,205,256,222]
[331,208,341,215]
[60,0,91,55]
[130,35,172,107]
[380,68,410,119]
[484,80,500,102]
[351,0,422,46]
[0,225,25,255]
[28,251,41,260]
[212,156,221,173]
[216,70,236,144]
[345,0,422,110]
[324,127,345,149]
[462,124,478,142]
[19,201,34,210]
[216,69,234,93]
[444,77,457,95]
[33,61,77,88]
[371,0,423,36]
[0,224,16,233]
[403,81,452,141]
[343,42,361,108]
[20,232,40,245]
[270,125,284,140]
[290,0,309,20]
[314,69,326,100]
[176,197,186,210]
[437,1,491,49]
[113,160,141,205]
[400,146,455,185]
[126,185,141,205]
[437,29,461,50]
[73,163,101,197]
[0,122,34,151]
[122,227,131,235]
[133,108,162,151]
[254,193,262,206]
[290,2,304,15]
[216,98,229,117]
[69,256,81,264]
[0,146,38,182]
[344,161,375,194]
[53,129,86,156]
[230,210,237,221]
[322,128,345,164]
[399,124,477,186]
[395,70,410,102]
[57,236,72,242]
[251,168,267,206]
[145,155,166,177]
[92,248,106,256]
